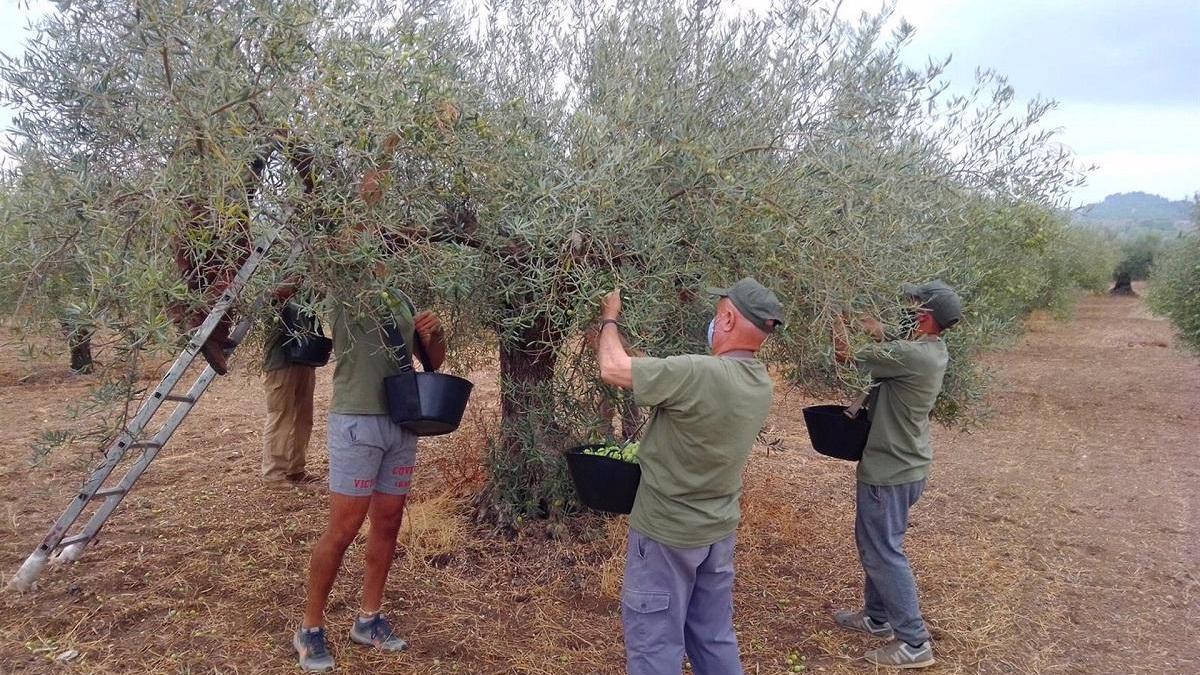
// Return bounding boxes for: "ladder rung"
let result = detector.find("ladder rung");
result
[129,441,162,449]
[92,487,126,499]
[163,394,196,403]
[58,534,90,549]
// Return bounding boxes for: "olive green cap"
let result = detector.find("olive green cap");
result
[901,279,963,330]
[707,277,785,333]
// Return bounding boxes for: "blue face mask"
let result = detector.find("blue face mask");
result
[706,319,715,350]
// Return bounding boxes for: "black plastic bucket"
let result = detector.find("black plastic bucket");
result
[285,335,333,367]
[564,444,642,514]
[280,302,333,367]
[384,371,474,437]
[802,405,871,461]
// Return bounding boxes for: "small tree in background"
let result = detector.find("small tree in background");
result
[0,162,100,374]
[1111,231,1165,295]
[1148,199,1200,353]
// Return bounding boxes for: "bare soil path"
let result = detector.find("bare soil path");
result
[925,291,1200,673]
[0,290,1196,674]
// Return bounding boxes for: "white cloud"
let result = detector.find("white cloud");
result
[889,0,1200,203]
[1038,100,1200,204]
[1048,103,1200,155]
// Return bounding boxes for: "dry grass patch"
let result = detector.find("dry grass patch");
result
[397,493,468,564]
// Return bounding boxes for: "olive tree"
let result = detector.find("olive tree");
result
[1148,200,1200,354]
[1,0,1090,524]
[0,0,491,453]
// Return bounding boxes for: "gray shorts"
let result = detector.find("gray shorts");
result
[327,413,417,496]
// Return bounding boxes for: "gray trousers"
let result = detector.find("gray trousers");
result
[855,479,931,645]
[622,528,742,675]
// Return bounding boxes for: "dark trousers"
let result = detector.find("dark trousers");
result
[855,479,931,645]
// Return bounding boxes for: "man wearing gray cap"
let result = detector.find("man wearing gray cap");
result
[831,279,963,669]
[594,277,783,675]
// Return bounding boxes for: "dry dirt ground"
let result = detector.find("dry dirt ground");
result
[0,290,1196,674]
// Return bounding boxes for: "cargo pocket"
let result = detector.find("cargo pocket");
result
[622,590,670,615]
[621,589,672,657]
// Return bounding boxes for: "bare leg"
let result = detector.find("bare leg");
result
[303,493,371,628]
[360,493,408,615]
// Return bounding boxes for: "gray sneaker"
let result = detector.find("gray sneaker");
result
[834,609,894,639]
[350,613,409,652]
[293,627,335,672]
[864,640,935,669]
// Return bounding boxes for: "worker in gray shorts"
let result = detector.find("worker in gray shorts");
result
[327,414,417,495]
[594,278,783,675]
[292,288,447,673]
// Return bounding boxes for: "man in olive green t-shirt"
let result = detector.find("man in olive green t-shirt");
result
[830,280,962,670]
[595,277,783,675]
[261,301,319,484]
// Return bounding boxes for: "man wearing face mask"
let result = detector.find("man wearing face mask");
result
[594,278,784,675]
[830,280,962,670]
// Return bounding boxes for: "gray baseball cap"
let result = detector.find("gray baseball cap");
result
[901,279,963,330]
[707,277,785,333]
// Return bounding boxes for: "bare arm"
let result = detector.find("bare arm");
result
[598,322,634,390]
[596,290,633,390]
[834,311,887,365]
[272,275,301,301]
[832,313,853,364]
[414,310,447,371]
[358,133,401,206]
[859,316,886,341]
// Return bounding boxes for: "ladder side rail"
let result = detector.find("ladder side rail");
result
[19,230,281,553]
[53,368,218,563]
[8,430,139,590]
[6,371,225,589]
[122,226,280,434]
[109,168,290,443]
[52,234,301,563]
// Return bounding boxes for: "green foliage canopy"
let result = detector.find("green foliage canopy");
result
[0,0,1107,520]
[1114,231,1166,281]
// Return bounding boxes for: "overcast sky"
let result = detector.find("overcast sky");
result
[790,0,1200,205]
[0,0,1196,205]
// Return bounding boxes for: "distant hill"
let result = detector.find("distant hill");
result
[1074,192,1195,234]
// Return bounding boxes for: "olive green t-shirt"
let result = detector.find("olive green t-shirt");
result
[329,300,416,415]
[629,354,774,548]
[856,339,949,486]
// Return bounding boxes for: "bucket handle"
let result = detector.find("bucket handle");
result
[380,292,435,374]
[844,390,870,418]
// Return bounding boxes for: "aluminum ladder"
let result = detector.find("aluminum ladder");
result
[7,223,295,592]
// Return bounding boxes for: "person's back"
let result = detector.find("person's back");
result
[630,354,773,548]
[595,277,785,675]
